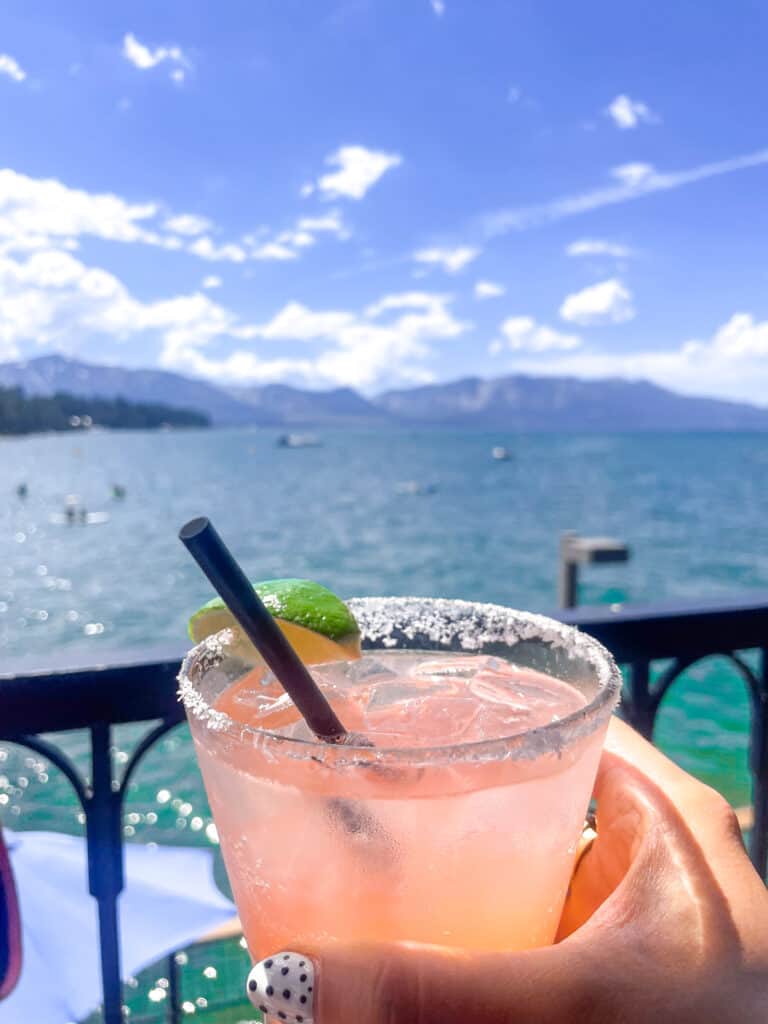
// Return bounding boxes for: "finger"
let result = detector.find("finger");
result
[597,717,750,870]
[558,720,673,937]
[251,942,598,1024]
[246,952,315,1021]
[560,717,767,945]
[602,715,725,799]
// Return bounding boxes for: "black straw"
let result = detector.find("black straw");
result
[179,516,348,743]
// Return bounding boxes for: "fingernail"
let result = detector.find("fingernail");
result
[246,951,315,1022]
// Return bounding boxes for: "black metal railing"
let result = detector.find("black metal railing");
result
[2,593,767,1024]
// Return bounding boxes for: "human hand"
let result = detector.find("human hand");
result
[247,718,768,1023]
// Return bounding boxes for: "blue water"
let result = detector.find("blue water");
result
[1,427,767,833]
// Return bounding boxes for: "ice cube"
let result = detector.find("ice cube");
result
[340,656,402,686]
[366,680,434,709]
[232,687,295,718]
[409,655,508,682]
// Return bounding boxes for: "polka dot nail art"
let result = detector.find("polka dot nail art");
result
[246,951,314,1022]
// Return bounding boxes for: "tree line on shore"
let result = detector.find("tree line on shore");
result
[0,386,209,435]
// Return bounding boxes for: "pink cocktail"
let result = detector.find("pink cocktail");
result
[179,598,620,958]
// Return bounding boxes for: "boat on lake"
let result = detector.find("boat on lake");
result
[275,433,322,448]
[395,480,438,495]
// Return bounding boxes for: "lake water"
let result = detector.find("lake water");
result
[3,427,768,803]
[2,427,767,1018]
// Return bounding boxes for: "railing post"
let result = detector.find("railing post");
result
[168,951,182,1024]
[622,659,656,740]
[748,648,768,877]
[557,532,630,609]
[87,723,125,1024]
[558,533,579,609]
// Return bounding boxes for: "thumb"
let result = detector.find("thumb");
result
[559,717,764,947]
[248,941,599,1024]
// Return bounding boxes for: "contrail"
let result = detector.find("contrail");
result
[482,147,768,236]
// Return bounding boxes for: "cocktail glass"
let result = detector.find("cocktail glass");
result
[179,597,621,966]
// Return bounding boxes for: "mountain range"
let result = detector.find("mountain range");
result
[2,354,768,431]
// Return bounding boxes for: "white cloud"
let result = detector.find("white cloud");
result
[195,211,350,264]
[0,246,352,380]
[605,94,659,130]
[611,163,654,188]
[0,54,26,83]
[507,85,522,104]
[430,0,446,15]
[0,169,161,251]
[274,229,315,249]
[0,168,351,267]
[310,145,402,200]
[705,312,768,358]
[474,280,505,299]
[240,210,350,259]
[164,213,211,236]
[296,211,348,238]
[506,313,768,407]
[560,279,635,325]
[242,301,356,341]
[0,169,236,263]
[123,33,190,79]
[188,237,247,263]
[125,294,236,354]
[200,209,349,263]
[312,294,467,389]
[248,241,298,261]
[9,239,766,405]
[170,68,186,85]
[414,246,479,274]
[0,177,466,388]
[566,239,632,259]
[491,316,581,354]
[217,210,350,263]
[484,148,768,236]
[175,350,319,385]
[189,291,469,389]
[365,291,450,317]
[0,248,243,363]
[299,182,315,198]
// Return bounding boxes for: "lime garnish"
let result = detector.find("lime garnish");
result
[188,578,361,664]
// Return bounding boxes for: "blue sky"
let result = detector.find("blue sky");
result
[1,0,767,401]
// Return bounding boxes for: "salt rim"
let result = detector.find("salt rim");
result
[178,597,622,768]
[348,597,613,687]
